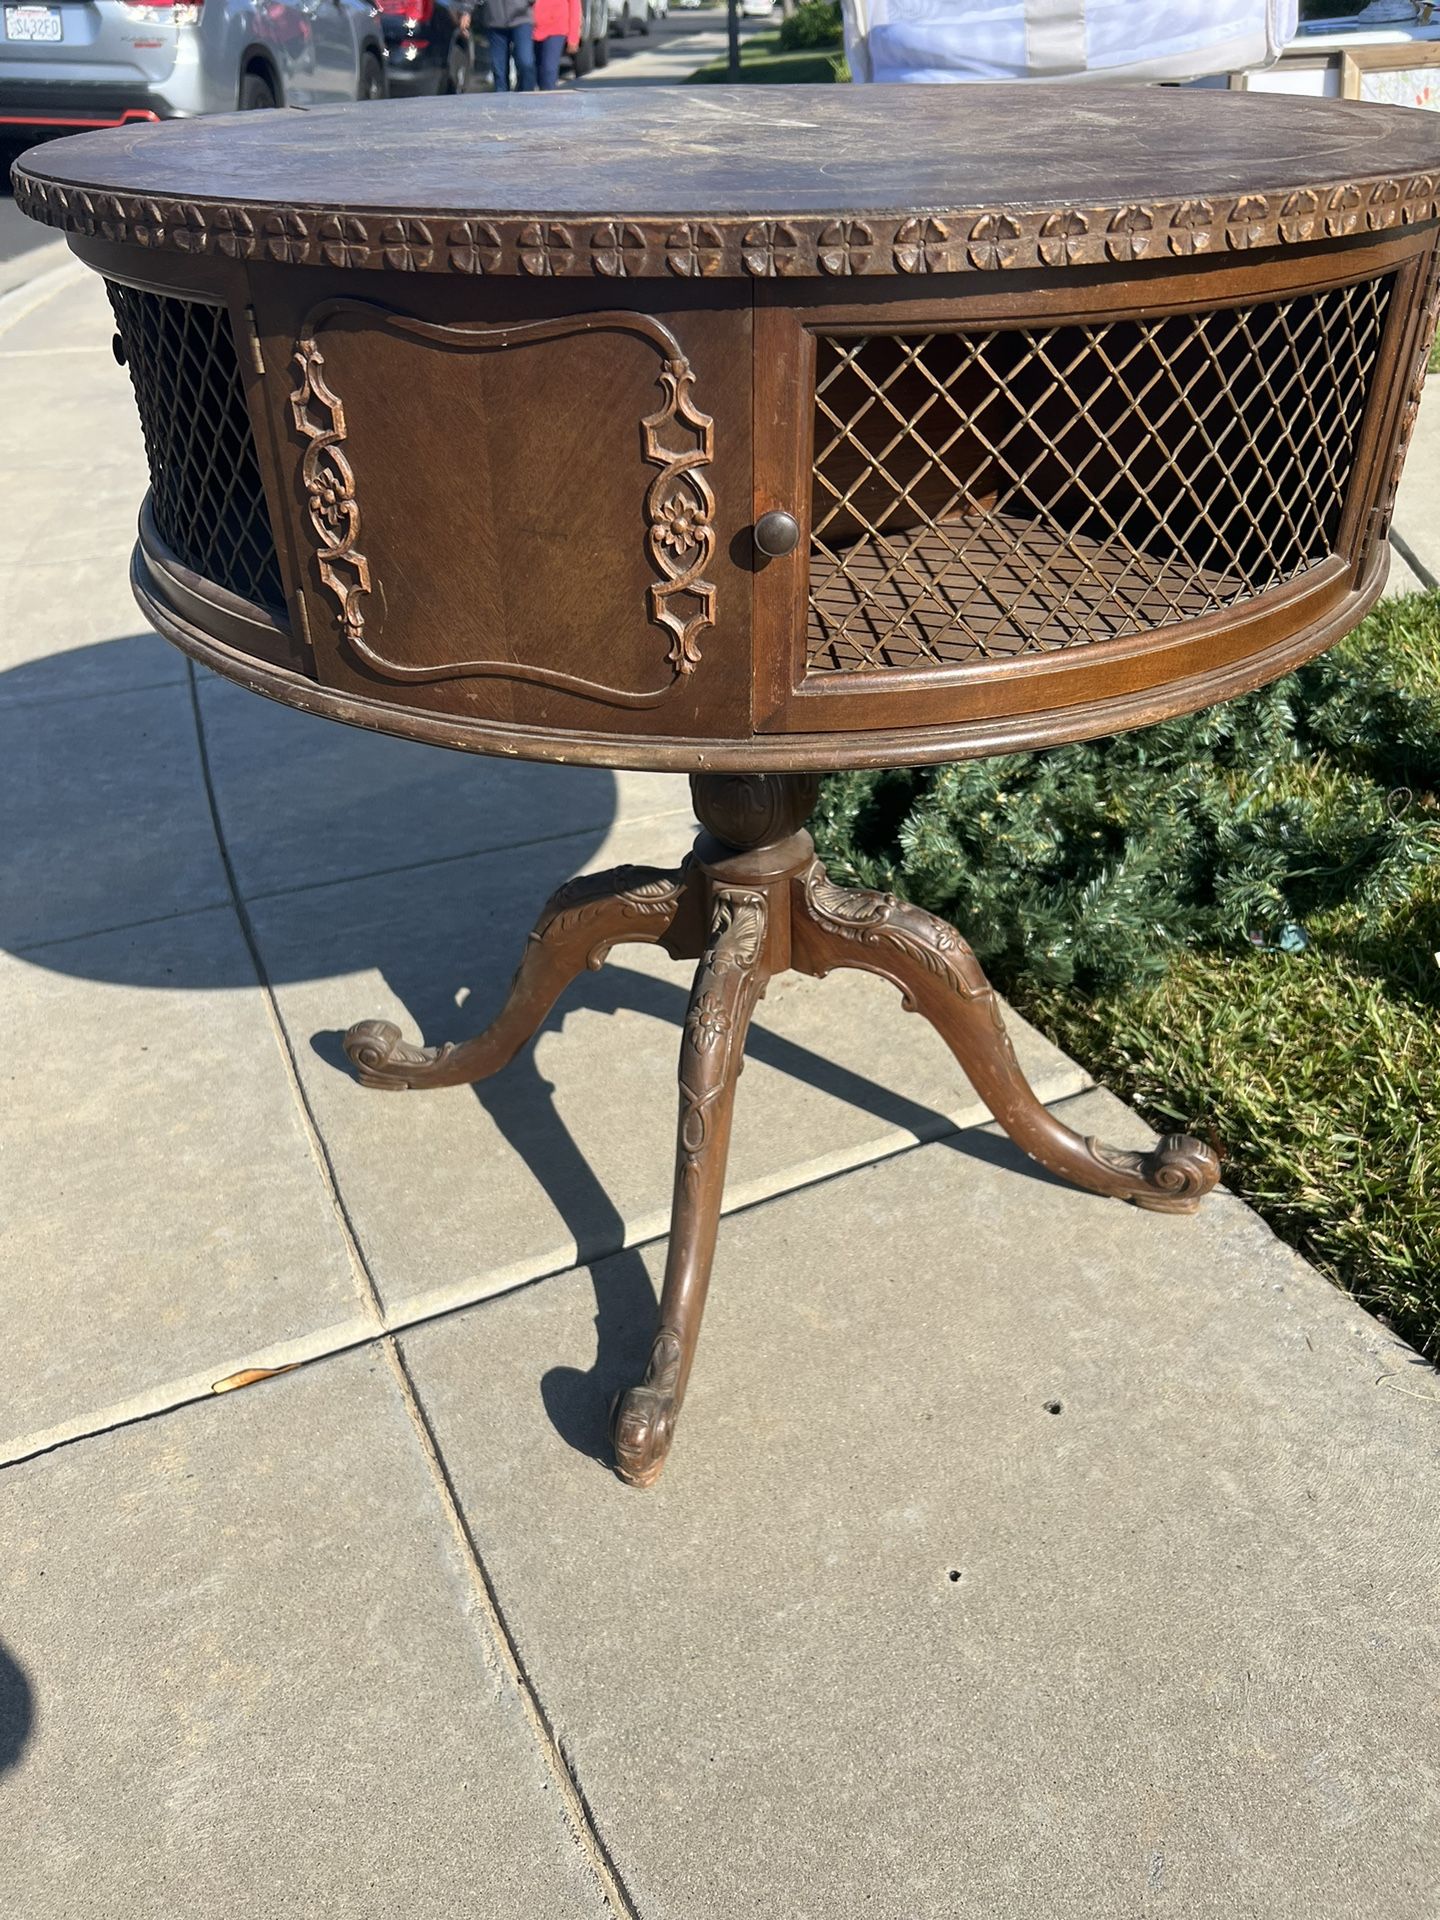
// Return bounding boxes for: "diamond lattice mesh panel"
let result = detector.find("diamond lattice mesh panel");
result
[807,275,1394,675]
[107,283,285,613]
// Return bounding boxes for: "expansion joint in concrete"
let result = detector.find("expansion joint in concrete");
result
[183,656,639,1916]
[184,657,384,1335]
[383,1339,643,1919]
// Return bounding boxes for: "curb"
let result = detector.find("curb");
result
[1392,527,1438,593]
[1390,366,1439,592]
[0,237,78,311]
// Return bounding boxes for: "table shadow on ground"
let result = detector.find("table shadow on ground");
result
[313,963,1060,1466]
[7,637,1065,1469]
[0,1640,33,1774]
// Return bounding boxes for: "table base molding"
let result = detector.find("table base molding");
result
[343,773,1221,1489]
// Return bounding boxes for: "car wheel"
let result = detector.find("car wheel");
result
[239,69,277,110]
[592,29,609,63]
[358,50,386,100]
[638,1,650,30]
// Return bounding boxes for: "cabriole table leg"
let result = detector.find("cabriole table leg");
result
[342,860,703,1090]
[607,774,815,1487]
[790,856,1221,1215]
[611,881,771,1489]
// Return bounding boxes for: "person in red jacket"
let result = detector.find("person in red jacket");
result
[533,0,581,87]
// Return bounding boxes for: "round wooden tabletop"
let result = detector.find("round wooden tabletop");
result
[16,84,1440,773]
[15,85,1440,280]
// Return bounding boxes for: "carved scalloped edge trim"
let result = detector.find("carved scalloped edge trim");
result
[13,173,1440,276]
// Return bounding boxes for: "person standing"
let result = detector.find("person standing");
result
[484,0,538,88]
[533,0,581,88]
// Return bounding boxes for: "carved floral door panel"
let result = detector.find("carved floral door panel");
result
[249,283,755,740]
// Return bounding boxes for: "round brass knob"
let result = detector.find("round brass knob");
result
[753,510,801,558]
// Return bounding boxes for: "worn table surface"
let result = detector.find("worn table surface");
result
[14,86,1440,280]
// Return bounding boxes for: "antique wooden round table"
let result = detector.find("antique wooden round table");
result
[16,87,1440,1486]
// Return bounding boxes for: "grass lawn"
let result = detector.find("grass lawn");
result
[814,589,1440,1358]
[1034,596,1440,1359]
[1023,921,1439,1358]
[687,28,843,82]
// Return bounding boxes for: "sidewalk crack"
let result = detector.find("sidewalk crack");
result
[184,660,637,1913]
[384,1338,642,1920]
[184,657,382,1336]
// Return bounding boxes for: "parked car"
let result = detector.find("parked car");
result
[566,0,607,71]
[0,0,386,132]
[607,0,646,34]
[377,0,472,93]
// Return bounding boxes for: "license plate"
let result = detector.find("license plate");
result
[3,5,64,40]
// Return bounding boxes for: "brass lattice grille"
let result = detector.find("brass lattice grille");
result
[107,282,285,613]
[807,275,1394,675]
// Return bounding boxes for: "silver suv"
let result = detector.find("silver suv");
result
[0,0,386,132]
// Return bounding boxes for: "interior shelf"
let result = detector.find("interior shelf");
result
[806,512,1245,675]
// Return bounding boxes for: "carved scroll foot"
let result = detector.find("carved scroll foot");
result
[792,858,1220,1215]
[343,861,698,1093]
[1082,1133,1222,1215]
[611,1330,683,1490]
[611,883,770,1489]
[345,1018,460,1091]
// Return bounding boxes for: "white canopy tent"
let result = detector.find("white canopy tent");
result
[843,0,1299,86]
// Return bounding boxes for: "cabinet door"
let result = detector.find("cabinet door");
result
[268,290,753,743]
[752,249,1413,743]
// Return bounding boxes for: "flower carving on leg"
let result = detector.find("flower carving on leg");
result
[686,991,731,1054]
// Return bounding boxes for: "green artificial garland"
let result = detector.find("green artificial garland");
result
[813,595,1440,998]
